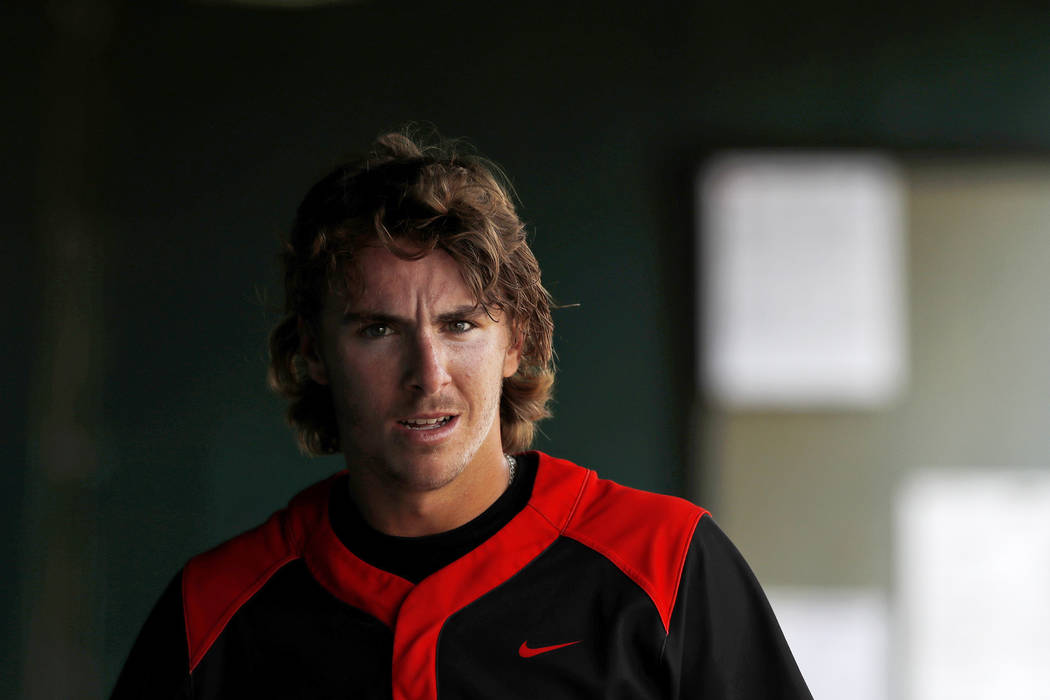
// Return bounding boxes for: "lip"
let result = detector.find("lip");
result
[394,413,460,444]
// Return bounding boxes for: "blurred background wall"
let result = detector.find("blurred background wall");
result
[6,1,1050,697]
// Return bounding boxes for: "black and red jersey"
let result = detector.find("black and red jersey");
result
[113,452,812,699]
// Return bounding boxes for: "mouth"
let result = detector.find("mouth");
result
[397,415,456,431]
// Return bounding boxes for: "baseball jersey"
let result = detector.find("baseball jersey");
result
[112,452,812,699]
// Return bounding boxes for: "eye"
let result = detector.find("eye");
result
[361,323,394,338]
[449,320,476,333]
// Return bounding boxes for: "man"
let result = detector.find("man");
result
[113,132,812,698]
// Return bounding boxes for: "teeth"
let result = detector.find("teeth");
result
[401,416,452,429]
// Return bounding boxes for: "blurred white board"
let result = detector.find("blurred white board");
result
[699,153,906,408]
[767,587,888,700]
[897,469,1050,700]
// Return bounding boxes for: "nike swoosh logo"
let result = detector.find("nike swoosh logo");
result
[518,640,582,658]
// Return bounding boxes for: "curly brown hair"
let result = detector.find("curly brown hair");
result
[267,131,554,456]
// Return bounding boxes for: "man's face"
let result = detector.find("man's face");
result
[304,245,521,492]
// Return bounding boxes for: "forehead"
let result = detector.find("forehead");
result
[335,245,476,311]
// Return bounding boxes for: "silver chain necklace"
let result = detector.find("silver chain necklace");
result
[505,453,517,486]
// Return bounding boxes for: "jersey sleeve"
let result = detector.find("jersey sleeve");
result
[662,514,813,699]
[110,571,192,699]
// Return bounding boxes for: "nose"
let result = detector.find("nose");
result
[404,328,452,395]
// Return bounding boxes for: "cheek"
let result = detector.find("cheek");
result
[455,339,508,377]
[328,348,393,400]
[443,350,494,402]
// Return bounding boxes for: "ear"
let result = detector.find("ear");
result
[298,317,330,385]
[502,326,524,378]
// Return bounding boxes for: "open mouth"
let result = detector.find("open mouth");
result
[398,415,455,430]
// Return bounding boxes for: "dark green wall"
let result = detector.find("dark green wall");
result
[8,1,1050,695]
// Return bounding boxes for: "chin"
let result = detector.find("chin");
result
[390,453,468,492]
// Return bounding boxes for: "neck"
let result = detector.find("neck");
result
[347,451,512,537]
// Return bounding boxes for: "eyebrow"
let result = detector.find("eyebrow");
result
[342,304,489,325]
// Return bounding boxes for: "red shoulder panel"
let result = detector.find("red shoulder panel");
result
[562,470,706,633]
[181,475,337,672]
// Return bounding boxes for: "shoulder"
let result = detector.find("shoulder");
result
[531,452,709,632]
[181,473,340,671]
[530,451,708,538]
